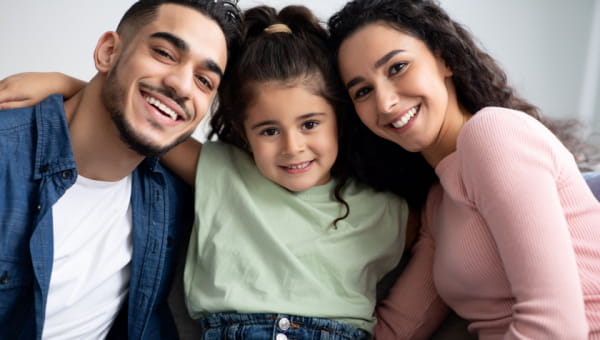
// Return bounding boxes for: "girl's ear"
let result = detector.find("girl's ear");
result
[94,31,122,73]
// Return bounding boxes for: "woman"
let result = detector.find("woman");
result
[328,0,600,339]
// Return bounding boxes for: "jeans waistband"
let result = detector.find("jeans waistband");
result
[200,312,368,339]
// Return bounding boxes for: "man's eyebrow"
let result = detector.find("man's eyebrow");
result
[150,32,224,80]
[150,32,188,52]
[345,49,405,90]
[206,60,224,80]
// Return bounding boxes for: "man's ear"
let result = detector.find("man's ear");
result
[94,31,122,73]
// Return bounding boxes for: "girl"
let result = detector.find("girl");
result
[328,0,600,339]
[0,5,420,340]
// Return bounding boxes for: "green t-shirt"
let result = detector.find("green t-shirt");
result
[184,142,408,334]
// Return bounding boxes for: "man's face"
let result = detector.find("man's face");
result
[102,3,228,157]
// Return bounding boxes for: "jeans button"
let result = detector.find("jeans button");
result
[276,333,288,340]
[278,317,291,331]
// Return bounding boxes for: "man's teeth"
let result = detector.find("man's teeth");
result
[391,106,419,128]
[286,161,311,169]
[145,96,178,121]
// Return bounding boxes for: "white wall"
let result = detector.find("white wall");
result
[1,0,599,141]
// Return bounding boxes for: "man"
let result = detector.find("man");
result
[0,0,241,338]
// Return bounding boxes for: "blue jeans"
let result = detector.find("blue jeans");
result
[199,313,370,340]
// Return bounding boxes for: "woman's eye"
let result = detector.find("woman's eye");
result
[389,62,407,75]
[354,87,372,99]
[260,128,279,136]
[302,120,319,130]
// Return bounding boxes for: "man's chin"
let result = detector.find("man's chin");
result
[125,132,192,158]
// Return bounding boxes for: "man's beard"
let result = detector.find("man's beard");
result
[101,65,193,158]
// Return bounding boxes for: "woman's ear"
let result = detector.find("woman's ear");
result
[94,31,122,73]
[435,51,453,77]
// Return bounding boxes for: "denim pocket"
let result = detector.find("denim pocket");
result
[0,258,33,290]
[0,257,34,333]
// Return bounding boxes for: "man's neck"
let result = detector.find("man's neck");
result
[64,75,145,181]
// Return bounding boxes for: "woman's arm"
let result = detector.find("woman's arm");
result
[375,200,449,340]
[0,72,85,109]
[460,109,589,338]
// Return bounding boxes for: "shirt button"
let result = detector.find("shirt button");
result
[276,333,288,340]
[0,271,8,285]
[278,317,291,331]
[61,170,73,179]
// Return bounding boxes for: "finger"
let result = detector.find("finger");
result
[0,95,29,104]
[0,100,34,110]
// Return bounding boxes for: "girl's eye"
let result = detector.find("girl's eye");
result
[354,87,372,100]
[260,127,279,136]
[302,120,319,130]
[389,62,407,75]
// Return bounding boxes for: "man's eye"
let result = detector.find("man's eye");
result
[154,48,174,60]
[260,128,279,136]
[196,76,213,90]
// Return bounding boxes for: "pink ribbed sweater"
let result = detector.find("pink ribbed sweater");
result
[375,107,600,340]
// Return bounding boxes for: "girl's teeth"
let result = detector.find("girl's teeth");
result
[145,96,178,121]
[286,161,311,169]
[391,106,419,128]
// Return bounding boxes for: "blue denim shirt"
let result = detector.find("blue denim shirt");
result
[0,95,193,339]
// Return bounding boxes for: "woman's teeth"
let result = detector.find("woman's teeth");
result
[145,96,178,121]
[391,106,419,128]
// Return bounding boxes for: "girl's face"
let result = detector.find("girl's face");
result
[243,82,338,192]
[338,22,459,158]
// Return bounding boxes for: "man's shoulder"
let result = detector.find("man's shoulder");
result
[0,95,64,128]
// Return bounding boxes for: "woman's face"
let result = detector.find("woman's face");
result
[337,22,455,154]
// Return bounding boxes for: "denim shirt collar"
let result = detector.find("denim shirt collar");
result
[32,95,77,180]
[32,95,163,178]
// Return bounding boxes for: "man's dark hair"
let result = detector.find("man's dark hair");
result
[117,0,242,76]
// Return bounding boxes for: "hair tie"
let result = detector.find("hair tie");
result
[264,23,292,34]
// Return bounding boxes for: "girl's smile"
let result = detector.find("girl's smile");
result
[243,82,338,192]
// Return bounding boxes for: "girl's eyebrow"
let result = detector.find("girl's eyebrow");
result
[345,49,405,90]
[249,113,326,131]
[297,112,325,121]
[250,120,277,130]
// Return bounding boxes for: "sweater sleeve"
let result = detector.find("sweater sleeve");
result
[458,108,589,339]
[374,187,449,340]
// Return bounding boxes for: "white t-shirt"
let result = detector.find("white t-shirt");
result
[42,174,133,340]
